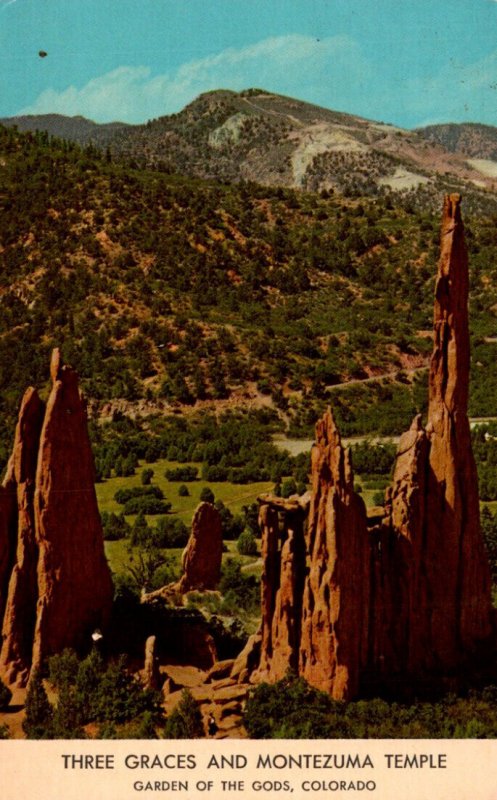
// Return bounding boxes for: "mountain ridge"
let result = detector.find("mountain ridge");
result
[3,89,497,196]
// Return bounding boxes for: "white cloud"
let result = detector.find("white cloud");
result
[16,34,368,123]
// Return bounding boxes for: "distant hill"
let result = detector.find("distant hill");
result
[3,89,497,197]
[0,113,130,146]
[418,122,497,161]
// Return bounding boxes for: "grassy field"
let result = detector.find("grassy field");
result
[97,456,392,579]
[97,458,271,578]
[104,535,262,579]
[96,458,273,524]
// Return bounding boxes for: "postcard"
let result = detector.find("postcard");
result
[1,1,497,798]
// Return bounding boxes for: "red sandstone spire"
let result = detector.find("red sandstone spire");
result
[0,351,113,685]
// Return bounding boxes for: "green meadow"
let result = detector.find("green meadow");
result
[96,458,271,577]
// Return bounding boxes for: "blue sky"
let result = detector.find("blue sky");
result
[1,0,497,128]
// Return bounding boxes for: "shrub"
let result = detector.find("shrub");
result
[237,531,258,556]
[102,511,130,541]
[130,512,151,546]
[228,465,270,483]
[91,656,162,724]
[22,671,54,739]
[202,464,229,482]
[372,490,385,506]
[178,484,189,497]
[163,689,204,739]
[281,477,297,498]
[0,723,9,739]
[219,559,260,615]
[47,650,163,728]
[165,466,198,482]
[481,507,497,582]
[141,468,154,485]
[48,648,80,689]
[99,711,158,739]
[126,546,173,592]
[152,517,190,548]
[241,503,260,536]
[244,675,336,739]
[114,486,164,505]
[52,686,86,739]
[0,677,12,710]
[122,496,171,515]
[200,487,215,504]
[215,500,244,540]
[351,442,396,474]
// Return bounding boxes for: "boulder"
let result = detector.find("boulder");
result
[230,632,261,681]
[206,659,235,682]
[177,502,223,592]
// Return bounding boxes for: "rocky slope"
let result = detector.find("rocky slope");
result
[419,122,497,161]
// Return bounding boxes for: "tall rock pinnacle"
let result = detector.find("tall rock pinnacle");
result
[177,501,223,592]
[371,193,494,684]
[0,388,45,686]
[299,409,370,700]
[250,195,494,700]
[256,496,307,682]
[425,193,493,665]
[0,350,113,685]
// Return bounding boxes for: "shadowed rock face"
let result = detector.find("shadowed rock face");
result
[299,411,370,700]
[428,194,493,658]
[256,419,369,701]
[253,195,495,700]
[378,193,494,681]
[178,502,223,592]
[256,501,307,683]
[0,351,113,685]
[0,388,45,686]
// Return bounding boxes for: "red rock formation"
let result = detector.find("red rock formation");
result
[368,415,430,682]
[142,635,161,690]
[256,497,307,682]
[427,194,493,660]
[0,351,113,685]
[177,502,223,592]
[31,350,114,671]
[249,194,494,700]
[299,410,370,700]
[0,388,45,686]
[255,503,280,678]
[380,194,494,680]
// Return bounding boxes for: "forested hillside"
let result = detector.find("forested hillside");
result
[2,123,497,469]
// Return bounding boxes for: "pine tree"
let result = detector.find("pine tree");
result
[22,671,54,739]
[163,689,204,739]
[52,686,86,739]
